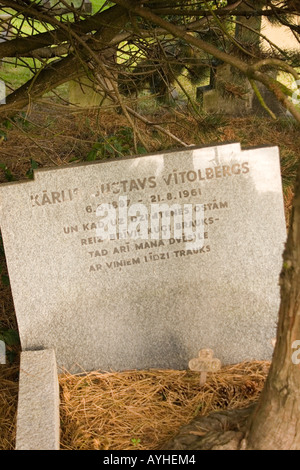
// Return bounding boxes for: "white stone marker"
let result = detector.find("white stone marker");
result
[189,348,222,386]
[15,349,60,450]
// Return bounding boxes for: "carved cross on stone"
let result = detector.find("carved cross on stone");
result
[188,348,222,386]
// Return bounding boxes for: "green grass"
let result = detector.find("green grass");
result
[0,0,111,97]
[0,58,69,101]
[1,59,34,90]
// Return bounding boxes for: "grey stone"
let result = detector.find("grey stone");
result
[0,80,5,104]
[69,76,112,108]
[196,5,287,118]
[82,0,92,14]
[0,143,286,372]
[198,64,286,118]
[15,349,60,450]
[0,14,13,40]
[0,340,5,364]
[0,14,13,71]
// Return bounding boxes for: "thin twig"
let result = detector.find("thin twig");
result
[248,79,277,120]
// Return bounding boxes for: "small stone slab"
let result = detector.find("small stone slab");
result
[0,340,5,364]
[189,348,221,385]
[15,349,60,450]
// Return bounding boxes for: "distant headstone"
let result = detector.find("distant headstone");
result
[0,340,5,364]
[54,0,92,13]
[69,76,112,108]
[0,14,12,41]
[0,80,5,104]
[82,0,92,14]
[197,64,286,118]
[0,143,286,372]
[197,4,287,118]
[40,0,51,9]
[68,48,116,108]
[0,13,13,69]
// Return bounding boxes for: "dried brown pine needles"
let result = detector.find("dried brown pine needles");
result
[58,361,269,450]
[0,361,269,450]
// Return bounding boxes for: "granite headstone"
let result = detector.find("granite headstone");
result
[0,143,286,372]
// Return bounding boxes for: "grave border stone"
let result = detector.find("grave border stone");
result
[15,349,60,450]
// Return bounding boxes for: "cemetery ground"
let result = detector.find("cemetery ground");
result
[0,104,299,450]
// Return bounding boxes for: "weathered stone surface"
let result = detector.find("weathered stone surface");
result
[15,349,60,450]
[0,143,286,372]
[69,76,112,108]
[198,64,286,118]
[0,340,5,364]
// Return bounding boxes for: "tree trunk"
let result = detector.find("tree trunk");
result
[162,163,300,452]
[244,164,300,450]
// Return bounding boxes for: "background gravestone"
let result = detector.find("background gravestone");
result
[0,340,5,364]
[0,143,286,372]
[69,76,113,108]
[197,2,288,118]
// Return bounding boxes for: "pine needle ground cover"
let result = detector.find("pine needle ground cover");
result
[0,361,269,450]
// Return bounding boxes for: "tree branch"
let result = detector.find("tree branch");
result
[0,6,128,117]
[0,4,126,59]
[111,0,300,123]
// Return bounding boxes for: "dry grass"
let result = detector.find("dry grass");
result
[0,366,19,451]
[0,360,269,450]
[59,361,269,450]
